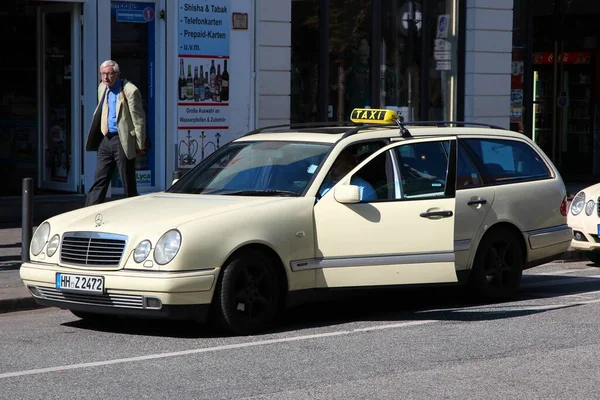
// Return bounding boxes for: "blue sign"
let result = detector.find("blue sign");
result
[438,16,447,33]
[178,0,231,57]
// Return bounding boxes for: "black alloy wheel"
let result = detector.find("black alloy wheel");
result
[212,249,280,335]
[469,227,523,301]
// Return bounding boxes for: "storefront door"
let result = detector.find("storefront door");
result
[531,51,597,181]
[109,0,161,194]
[37,3,82,192]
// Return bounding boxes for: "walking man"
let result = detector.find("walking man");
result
[85,60,146,206]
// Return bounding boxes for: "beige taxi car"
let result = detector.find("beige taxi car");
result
[567,184,600,264]
[20,108,572,335]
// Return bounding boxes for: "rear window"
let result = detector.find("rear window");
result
[462,138,551,183]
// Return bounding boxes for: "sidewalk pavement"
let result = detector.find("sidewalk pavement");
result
[0,224,43,314]
[0,222,589,315]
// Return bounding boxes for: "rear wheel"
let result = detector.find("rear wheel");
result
[211,249,281,335]
[469,227,524,301]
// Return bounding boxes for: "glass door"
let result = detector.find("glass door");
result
[37,3,81,192]
[110,0,158,193]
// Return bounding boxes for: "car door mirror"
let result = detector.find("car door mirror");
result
[334,185,360,204]
[171,178,179,186]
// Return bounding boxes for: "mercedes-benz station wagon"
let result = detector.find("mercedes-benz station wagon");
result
[20,108,572,335]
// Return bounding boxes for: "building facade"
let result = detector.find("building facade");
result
[3,0,594,200]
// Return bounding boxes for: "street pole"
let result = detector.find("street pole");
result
[21,178,33,263]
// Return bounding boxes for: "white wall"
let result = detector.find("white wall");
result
[229,0,253,136]
[464,0,514,128]
[256,0,291,128]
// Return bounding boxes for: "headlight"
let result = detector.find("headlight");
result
[133,240,152,263]
[586,200,596,216]
[31,222,51,256]
[154,230,181,265]
[46,234,60,257]
[571,192,586,216]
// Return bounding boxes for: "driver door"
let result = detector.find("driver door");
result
[312,136,458,288]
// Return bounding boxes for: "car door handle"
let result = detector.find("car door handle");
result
[467,198,487,206]
[420,210,453,218]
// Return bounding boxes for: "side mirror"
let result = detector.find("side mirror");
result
[333,185,360,204]
[171,178,179,186]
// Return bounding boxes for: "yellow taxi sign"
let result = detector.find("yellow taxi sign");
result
[350,108,399,124]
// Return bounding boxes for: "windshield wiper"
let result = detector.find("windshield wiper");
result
[226,189,300,197]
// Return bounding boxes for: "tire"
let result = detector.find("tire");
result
[212,249,281,335]
[586,252,600,266]
[469,227,524,301]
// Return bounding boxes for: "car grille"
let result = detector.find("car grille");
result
[60,232,128,268]
[36,286,144,309]
[597,196,600,217]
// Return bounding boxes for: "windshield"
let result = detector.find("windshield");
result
[168,141,332,196]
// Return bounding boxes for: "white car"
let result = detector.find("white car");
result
[567,184,600,264]
[20,108,572,335]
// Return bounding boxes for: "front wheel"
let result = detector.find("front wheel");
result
[469,228,524,301]
[212,249,281,335]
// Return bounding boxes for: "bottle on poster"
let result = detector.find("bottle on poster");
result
[221,59,229,102]
[178,58,186,101]
[186,64,193,100]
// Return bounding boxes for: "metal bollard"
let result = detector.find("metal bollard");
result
[172,169,182,186]
[22,178,33,263]
[172,169,182,181]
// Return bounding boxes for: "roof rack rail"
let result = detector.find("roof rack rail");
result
[400,121,508,130]
[242,121,357,137]
[341,123,410,139]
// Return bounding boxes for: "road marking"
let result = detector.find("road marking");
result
[0,320,437,379]
[521,274,600,289]
[534,267,599,276]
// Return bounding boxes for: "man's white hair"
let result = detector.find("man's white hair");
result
[99,60,120,73]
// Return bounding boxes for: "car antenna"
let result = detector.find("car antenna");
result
[395,115,412,138]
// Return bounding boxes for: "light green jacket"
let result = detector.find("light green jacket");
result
[85,79,146,160]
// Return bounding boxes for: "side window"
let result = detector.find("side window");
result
[318,140,388,200]
[457,143,482,188]
[352,150,397,201]
[395,141,450,198]
[463,138,551,183]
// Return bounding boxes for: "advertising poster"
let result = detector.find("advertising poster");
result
[177,0,231,169]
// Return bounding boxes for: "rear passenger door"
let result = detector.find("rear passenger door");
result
[453,138,496,270]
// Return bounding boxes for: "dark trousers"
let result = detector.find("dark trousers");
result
[85,134,138,206]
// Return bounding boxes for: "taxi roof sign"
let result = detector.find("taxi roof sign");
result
[350,108,399,125]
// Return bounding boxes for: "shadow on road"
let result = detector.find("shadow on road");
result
[60,272,600,339]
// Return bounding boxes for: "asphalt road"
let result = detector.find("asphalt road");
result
[2,261,600,400]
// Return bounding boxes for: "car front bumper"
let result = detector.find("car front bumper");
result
[569,218,600,251]
[20,262,217,321]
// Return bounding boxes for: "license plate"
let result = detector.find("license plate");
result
[56,273,104,294]
[597,224,600,237]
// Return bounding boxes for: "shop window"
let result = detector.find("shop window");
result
[380,0,458,122]
[380,0,423,121]
[329,0,372,122]
[428,0,458,121]
[291,0,320,124]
